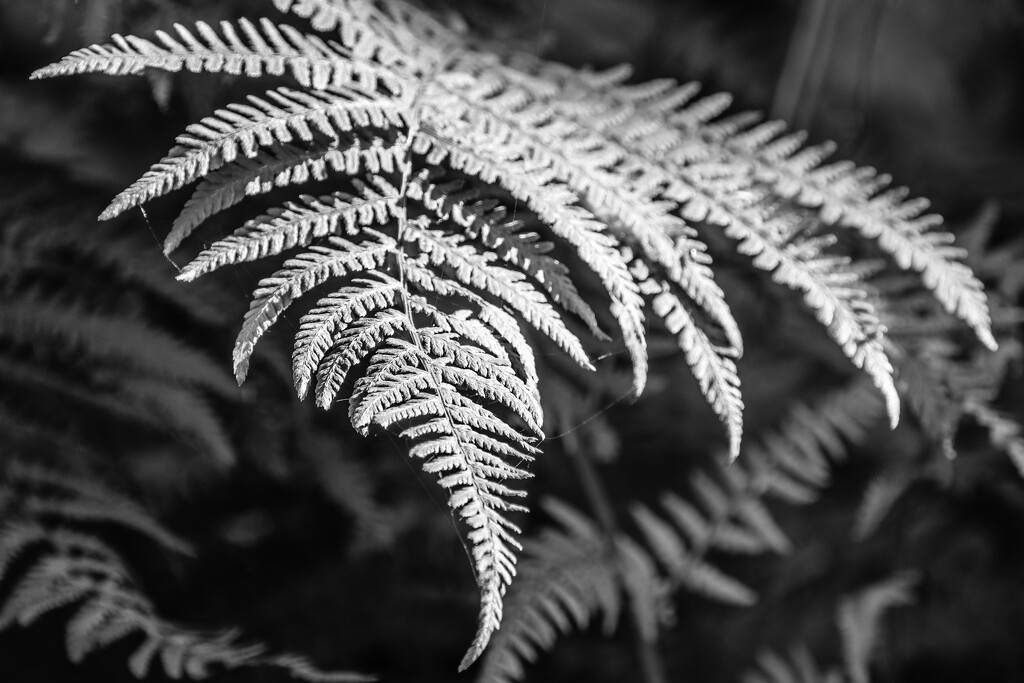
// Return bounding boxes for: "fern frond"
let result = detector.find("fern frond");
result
[167,136,403,253]
[741,646,843,683]
[180,186,401,279]
[748,138,996,351]
[0,301,237,400]
[474,498,630,683]
[645,276,744,459]
[5,464,191,555]
[230,233,394,382]
[0,469,369,682]
[404,221,591,370]
[29,17,404,95]
[33,0,1005,670]
[837,573,917,683]
[108,87,405,221]
[0,356,235,467]
[409,174,606,339]
[630,503,756,606]
[730,226,899,427]
[413,131,649,393]
[963,398,1024,479]
[741,378,884,504]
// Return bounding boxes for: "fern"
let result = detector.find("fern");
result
[0,464,368,681]
[475,498,663,683]
[741,646,843,683]
[32,0,999,666]
[476,376,888,682]
[837,573,917,683]
[739,572,915,683]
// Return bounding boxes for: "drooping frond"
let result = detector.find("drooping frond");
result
[744,134,997,351]
[348,326,539,671]
[637,262,744,459]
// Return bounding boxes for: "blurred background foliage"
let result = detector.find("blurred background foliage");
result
[0,0,1023,681]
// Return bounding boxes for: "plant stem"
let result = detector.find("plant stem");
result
[568,449,668,683]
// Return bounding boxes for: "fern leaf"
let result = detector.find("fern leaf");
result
[413,132,649,393]
[743,378,884,504]
[0,301,237,400]
[231,234,393,382]
[648,282,744,459]
[335,295,540,669]
[180,187,401,280]
[410,175,606,339]
[741,646,843,683]
[30,18,404,95]
[404,222,592,370]
[837,573,917,683]
[294,275,404,399]
[737,227,899,426]
[107,87,405,221]
[474,498,625,683]
[630,504,756,606]
[167,137,402,252]
[0,471,369,682]
[750,138,997,350]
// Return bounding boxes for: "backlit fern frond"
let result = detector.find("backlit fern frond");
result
[0,464,367,682]
[168,136,404,253]
[875,208,1023,483]
[33,0,999,665]
[31,17,406,94]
